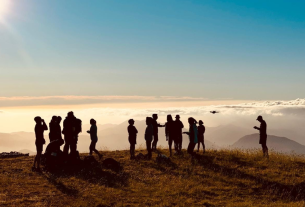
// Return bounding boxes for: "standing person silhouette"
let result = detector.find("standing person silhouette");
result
[33,116,48,171]
[145,117,154,159]
[183,117,198,157]
[254,115,269,158]
[197,120,206,153]
[87,119,102,159]
[165,115,175,156]
[49,116,57,142]
[151,114,165,151]
[174,115,184,153]
[127,119,138,160]
[62,112,81,157]
[55,116,63,141]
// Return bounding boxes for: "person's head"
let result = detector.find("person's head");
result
[146,117,152,125]
[188,117,197,125]
[199,120,203,125]
[152,114,158,120]
[167,115,173,122]
[57,116,62,122]
[67,111,74,118]
[128,119,135,125]
[51,116,57,122]
[90,119,96,125]
[175,115,180,120]
[34,116,42,124]
[256,115,263,122]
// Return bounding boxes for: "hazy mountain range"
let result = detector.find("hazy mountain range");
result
[0,120,304,155]
[232,134,305,154]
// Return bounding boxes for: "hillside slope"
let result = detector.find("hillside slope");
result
[1,149,305,206]
[233,134,305,154]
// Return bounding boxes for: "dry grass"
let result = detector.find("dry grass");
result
[1,148,305,207]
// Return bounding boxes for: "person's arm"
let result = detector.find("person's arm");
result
[42,120,48,131]
[158,123,165,127]
[203,126,206,134]
[254,126,260,130]
[135,127,138,134]
[165,123,168,137]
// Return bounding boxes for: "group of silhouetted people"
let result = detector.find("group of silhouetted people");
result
[127,114,206,160]
[33,111,269,170]
[33,111,101,171]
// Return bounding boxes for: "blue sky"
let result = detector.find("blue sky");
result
[0,0,304,100]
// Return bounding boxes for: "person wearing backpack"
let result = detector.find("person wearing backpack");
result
[62,111,81,157]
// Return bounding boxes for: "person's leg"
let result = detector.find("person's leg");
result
[152,134,158,150]
[89,141,94,155]
[131,144,135,158]
[203,140,205,153]
[179,136,183,152]
[146,141,152,158]
[93,143,102,159]
[169,138,173,157]
[197,142,200,152]
[63,138,70,155]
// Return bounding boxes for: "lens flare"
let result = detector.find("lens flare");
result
[0,0,10,21]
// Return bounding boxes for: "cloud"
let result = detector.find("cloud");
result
[76,98,305,119]
[0,96,208,107]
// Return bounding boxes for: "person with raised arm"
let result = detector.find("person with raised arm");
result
[87,119,102,160]
[33,116,48,171]
[254,115,269,158]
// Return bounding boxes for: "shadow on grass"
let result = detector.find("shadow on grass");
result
[43,159,129,189]
[43,174,79,196]
[195,154,305,201]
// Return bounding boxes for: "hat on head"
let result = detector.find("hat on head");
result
[175,115,180,118]
[256,115,263,120]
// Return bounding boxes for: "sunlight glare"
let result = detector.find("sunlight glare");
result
[0,0,11,21]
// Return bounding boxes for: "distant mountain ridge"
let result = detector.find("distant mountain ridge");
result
[232,134,305,154]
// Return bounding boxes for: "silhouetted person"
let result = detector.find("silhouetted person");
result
[87,119,102,159]
[254,115,269,158]
[62,112,81,157]
[197,120,205,153]
[55,116,63,141]
[165,115,175,156]
[151,114,165,151]
[174,115,184,153]
[183,117,198,157]
[145,117,154,159]
[49,116,58,142]
[127,119,138,160]
[33,116,48,171]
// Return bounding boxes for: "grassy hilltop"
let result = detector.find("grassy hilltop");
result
[1,149,305,207]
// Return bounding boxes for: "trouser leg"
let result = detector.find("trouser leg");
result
[130,144,135,157]
[152,134,158,150]
[146,141,152,158]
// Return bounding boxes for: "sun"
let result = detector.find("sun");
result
[0,0,11,20]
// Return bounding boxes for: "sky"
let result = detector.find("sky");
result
[0,0,305,132]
